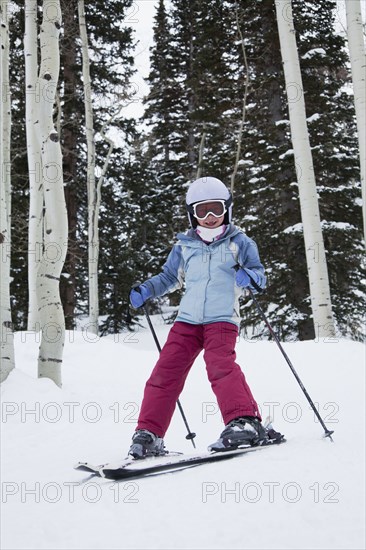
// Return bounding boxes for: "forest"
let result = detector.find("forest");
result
[1,0,365,386]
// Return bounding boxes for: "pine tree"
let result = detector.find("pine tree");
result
[293,0,364,337]
[225,0,364,340]
[98,131,158,334]
[61,0,85,329]
[230,0,316,340]
[142,0,242,272]
[9,0,136,332]
[142,0,365,340]
[60,0,136,331]
[8,2,30,329]
[144,0,179,164]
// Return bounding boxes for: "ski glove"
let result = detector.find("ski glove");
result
[235,268,260,289]
[129,284,152,309]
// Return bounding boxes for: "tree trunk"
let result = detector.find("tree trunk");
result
[230,1,250,194]
[0,0,15,383]
[25,0,43,331]
[263,0,314,340]
[78,0,99,335]
[187,29,196,178]
[275,0,335,339]
[196,129,206,179]
[36,0,68,387]
[61,0,79,329]
[345,0,366,240]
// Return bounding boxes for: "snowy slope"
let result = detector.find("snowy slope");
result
[1,319,365,550]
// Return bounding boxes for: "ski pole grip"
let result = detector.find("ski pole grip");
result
[232,264,264,294]
[131,281,142,292]
[130,281,149,310]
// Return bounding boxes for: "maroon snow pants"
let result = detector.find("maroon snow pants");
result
[136,321,261,437]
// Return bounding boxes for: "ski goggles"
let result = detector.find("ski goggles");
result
[190,200,227,220]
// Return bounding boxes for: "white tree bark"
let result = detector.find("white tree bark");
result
[0,0,15,383]
[275,0,336,339]
[196,129,206,179]
[231,1,250,194]
[78,0,99,335]
[78,0,119,335]
[345,0,366,240]
[36,0,68,386]
[25,0,43,330]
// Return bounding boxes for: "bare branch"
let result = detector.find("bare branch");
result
[230,1,250,195]
[196,126,206,179]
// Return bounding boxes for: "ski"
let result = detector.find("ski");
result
[74,429,286,481]
[100,440,285,480]
[74,461,123,476]
[73,451,183,477]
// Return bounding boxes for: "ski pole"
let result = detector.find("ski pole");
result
[233,265,334,441]
[130,284,196,448]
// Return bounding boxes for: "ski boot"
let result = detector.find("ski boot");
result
[208,416,284,452]
[128,429,167,459]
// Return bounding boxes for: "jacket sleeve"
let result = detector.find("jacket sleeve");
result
[236,234,267,292]
[144,244,185,298]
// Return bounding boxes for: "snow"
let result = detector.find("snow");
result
[355,197,363,207]
[302,48,327,59]
[275,119,290,126]
[279,149,294,160]
[238,159,254,166]
[283,223,303,234]
[321,221,356,231]
[1,321,365,550]
[307,113,321,123]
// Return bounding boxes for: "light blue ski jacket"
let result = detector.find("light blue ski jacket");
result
[144,224,266,327]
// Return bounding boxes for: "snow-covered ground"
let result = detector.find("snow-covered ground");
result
[1,318,365,550]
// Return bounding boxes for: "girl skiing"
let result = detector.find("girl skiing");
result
[129,177,283,458]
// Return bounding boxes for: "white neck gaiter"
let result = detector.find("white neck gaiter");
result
[196,224,226,243]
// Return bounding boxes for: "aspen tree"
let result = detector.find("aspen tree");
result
[0,0,15,383]
[25,0,42,330]
[275,0,335,339]
[36,0,68,386]
[345,0,366,239]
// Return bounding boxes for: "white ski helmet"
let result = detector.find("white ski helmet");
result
[186,176,233,228]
